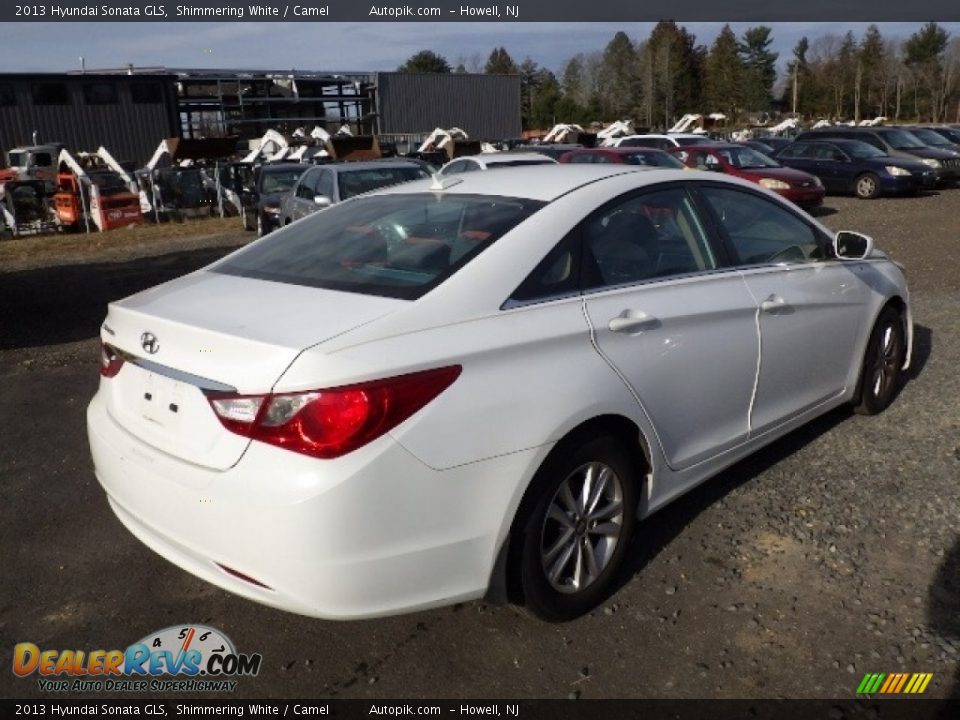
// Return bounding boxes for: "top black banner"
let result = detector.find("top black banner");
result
[3,0,960,23]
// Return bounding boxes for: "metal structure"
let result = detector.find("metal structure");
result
[0,73,179,166]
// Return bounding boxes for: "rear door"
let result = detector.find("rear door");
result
[696,184,871,435]
[582,185,760,470]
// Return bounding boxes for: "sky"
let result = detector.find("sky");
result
[1,22,958,76]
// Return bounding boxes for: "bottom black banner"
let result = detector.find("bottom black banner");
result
[3,699,960,720]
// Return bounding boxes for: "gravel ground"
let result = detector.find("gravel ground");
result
[0,190,958,701]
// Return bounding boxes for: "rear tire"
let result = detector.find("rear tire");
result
[853,305,906,415]
[854,173,881,199]
[514,435,639,621]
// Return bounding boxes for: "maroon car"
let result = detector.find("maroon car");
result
[558,146,688,169]
[672,143,825,209]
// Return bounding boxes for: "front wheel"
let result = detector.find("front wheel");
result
[514,435,639,621]
[853,305,906,415]
[854,173,881,199]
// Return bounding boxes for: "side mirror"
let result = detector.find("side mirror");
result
[834,230,874,260]
[313,194,332,208]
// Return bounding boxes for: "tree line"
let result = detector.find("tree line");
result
[396,22,960,130]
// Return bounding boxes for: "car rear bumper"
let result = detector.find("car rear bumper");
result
[87,390,540,619]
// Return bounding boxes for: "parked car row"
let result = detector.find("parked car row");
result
[243,123,960,239]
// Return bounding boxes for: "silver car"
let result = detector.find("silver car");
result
[279,160,430,225]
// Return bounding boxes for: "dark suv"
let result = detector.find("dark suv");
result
[795,127,960,184]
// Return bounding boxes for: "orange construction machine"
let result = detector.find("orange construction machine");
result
[53,148,142,232]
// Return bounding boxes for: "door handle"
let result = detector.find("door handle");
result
[760,295,792,314]
[608,310,660,334]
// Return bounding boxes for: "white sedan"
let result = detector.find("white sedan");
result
[88,166,911,621]
[437,151,557,175]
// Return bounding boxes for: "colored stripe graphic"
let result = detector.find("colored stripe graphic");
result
[858,672,932,695]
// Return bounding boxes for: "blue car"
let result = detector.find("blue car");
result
[774,138,936,199]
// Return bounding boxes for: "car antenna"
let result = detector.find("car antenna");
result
[430,175,463,192]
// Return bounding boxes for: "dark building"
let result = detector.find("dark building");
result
[0,68,522,166]
[0,73,179,166]
[375,72,521,139]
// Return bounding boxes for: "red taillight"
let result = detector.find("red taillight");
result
[100,342,125,378]
[207,366,462,459]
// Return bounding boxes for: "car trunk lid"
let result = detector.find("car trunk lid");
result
[100,271,405,470]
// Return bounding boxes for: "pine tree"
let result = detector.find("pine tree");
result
[485,48,519,75]
[397,51,451,74]
[705,25,746,120]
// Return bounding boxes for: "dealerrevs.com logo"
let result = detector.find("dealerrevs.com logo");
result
[13,625,262,693]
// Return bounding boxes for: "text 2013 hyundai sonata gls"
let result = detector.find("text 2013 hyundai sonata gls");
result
[88,165,912,621]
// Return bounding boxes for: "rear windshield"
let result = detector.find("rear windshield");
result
[673,137,714,146]
[337,166,431,200]
[624,151,685,168]
[486,159,555,169]
[258,167,306,194]
[212,193,544,300]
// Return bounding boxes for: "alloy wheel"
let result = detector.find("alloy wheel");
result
[540,462,624,594]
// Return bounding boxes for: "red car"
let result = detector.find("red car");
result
[672,143,825,209]
[558,146,688,169]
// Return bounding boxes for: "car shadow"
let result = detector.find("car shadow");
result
[0,247,236,351]
[606,323,933,602]
[610,404,853,597]
[928,538,960,701]
[808,206,838,218]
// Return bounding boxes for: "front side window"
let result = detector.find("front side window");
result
[777,143,810,159]
[812,144,846,161]
[583,187,718,289]
[295,171,318,199]
[213,193,544,300]
[700,186,824,266]
[566,153,595,164]
[337,166,430,200]
[316,170,334,199]
[845,141,886,159]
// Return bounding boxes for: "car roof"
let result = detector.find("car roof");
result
[465,152,557,164]
[572,147,667,155]
[318,159,427,173]
[678,143,740,150]
[370,164,687,202]
[260,162,308,172]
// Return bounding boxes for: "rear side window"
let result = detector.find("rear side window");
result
[583,187,717,289]
[213,193,544,300]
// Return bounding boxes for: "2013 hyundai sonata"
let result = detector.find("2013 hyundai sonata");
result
[88,165,911,621]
